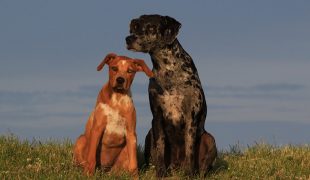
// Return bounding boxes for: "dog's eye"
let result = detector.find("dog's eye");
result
[134,23,139,31]
[149,26,155,33]
[146,25,156,35]
[131,20,139,31]
[146,27,153,34]
[111,67,118,72]
[127,69,135,73]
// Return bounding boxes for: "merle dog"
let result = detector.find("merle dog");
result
[126,14,217,176]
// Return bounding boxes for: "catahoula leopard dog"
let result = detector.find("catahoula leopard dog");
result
[126,14,217,176]
[73,53,153,176]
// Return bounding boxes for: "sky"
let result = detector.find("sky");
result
[0,0,309,150]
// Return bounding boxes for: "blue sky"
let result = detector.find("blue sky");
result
[1,1,309,149]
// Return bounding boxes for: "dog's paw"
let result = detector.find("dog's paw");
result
[182,160,195,176]
[128,166,138,175]
[83,161,95,176]
[156,166,167,177]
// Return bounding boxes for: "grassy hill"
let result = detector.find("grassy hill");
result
[0,135,309,179]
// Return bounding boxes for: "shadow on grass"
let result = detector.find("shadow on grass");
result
[208,143,244,176]
[208,155,229,176]
[137,143,230,178]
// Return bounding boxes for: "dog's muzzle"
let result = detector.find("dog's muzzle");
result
[113,77,127,92]
[126,35,137,46]
[116,77,125,85]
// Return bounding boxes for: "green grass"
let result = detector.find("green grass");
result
[0,134,309,179]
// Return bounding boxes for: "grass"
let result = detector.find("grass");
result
[0,134,309,179]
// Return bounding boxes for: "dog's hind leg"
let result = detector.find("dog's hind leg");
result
[198,131,217,174]
[73,135,88,167]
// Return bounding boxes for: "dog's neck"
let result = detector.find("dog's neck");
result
[149,39,197,75]
[148,39,203,90]
[110,91,132,108]
[108,84,132,98]
[98,84,132,106]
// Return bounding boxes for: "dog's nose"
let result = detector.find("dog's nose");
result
[116,77,125,84]
[126,35,136,45]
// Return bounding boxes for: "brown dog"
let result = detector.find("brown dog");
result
[73,53,153,176]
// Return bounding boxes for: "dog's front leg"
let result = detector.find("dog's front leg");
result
[126,110,138,175]
[152,117,166,177]
[183,118,197,175]
[149,81,167,177]
[84,107,106,176]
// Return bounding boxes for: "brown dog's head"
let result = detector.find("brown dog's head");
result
[97,53,153,93]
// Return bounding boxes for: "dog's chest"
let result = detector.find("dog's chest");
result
[158,89,184,125]
[111,94,133,108]
[99,103,127,136]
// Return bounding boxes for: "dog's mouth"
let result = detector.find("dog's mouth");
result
[113,86,127,93]
[126,45,138,51]
[125,35,138,51]
[126,42,137,51]
[126,43,149,53]
[126,44,133,49]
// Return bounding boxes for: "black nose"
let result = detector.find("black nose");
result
[126,35,136,45]
[116,77,125,84]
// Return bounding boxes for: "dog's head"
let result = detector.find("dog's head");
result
[97,53,153,93]
[126,14,181,53]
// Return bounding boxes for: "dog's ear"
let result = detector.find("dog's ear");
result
[97,53,117,71]
[161,16,181,44]
[133,59,154,78]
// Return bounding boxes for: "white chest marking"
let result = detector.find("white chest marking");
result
[159,90,184,125]
[98,103,126,136]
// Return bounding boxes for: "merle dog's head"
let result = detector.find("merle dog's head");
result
[126,14,181,53]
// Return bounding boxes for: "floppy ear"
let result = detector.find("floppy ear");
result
[133,59,154,78]
[97,53,117,71]
[161,16,181,44]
